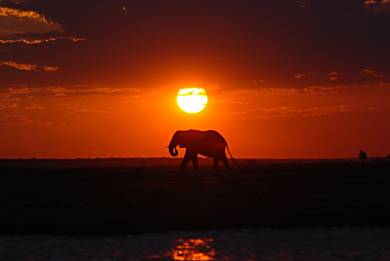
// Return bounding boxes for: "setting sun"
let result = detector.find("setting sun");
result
[177,88,208,114]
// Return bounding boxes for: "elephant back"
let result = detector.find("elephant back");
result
[204,130,227,144]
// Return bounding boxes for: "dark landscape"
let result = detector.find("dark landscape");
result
[1,158,390,235]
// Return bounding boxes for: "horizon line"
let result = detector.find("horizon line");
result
[0,157,387,161]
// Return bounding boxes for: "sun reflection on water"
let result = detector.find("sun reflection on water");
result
[171,238,216,260]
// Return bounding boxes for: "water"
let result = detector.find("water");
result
[1,228,390,260]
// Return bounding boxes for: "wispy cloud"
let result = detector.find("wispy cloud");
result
[24,103,44,110]
[2,86,40,96]
[0,61,37,71]
[294,69,386,82]
[0,36,85,45]
[361,68,384,78]
[0,85,142,99]
[238,105,352,119]
[298,0,311,8]
[0,102,18,110]
[0,6,62,36]
[0,114,54,126]
[0,61,59,72]
[70,109,109,115]
[328,72,339,81]
[228,86,341,96]
[294,72,318,80]
[46,86,140,96]
[42,66,59,72]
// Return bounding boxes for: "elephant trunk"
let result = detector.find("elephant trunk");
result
[169,141,178,157]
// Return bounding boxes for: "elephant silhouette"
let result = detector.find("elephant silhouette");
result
[168,129,234,170]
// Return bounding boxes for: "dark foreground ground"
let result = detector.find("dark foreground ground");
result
[1,158,390,235]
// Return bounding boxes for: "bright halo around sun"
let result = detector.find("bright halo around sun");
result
[177,88,208,114]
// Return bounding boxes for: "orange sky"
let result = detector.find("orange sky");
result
[1,82,390,159]
[1,1,390,158]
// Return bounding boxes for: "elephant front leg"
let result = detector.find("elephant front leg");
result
[191,153,199,170]
[180,150,191,170]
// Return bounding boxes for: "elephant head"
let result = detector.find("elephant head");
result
[168,131,187,157]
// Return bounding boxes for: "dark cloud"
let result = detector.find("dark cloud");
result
[0,6,62,36]
[0,60,59,72]
[0,0,30,4]
[364,0,390,13]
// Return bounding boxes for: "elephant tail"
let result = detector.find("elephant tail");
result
[226,143,237,165]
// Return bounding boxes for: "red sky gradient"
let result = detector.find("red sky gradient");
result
[1,0,390,158]
[1,82,390,158]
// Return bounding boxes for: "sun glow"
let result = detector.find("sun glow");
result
[171,238,216,260]
[177,88,208,114]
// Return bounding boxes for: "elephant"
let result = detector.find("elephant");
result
[168,129,234,170]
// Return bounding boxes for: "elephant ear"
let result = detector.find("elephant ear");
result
[176,131,189,148]
[179,139,191,148]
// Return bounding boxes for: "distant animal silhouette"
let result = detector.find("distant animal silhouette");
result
[359,150,368,160]
[168,129,234,170]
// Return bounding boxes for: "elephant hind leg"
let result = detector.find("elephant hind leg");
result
[213,157,220,169]
[221,153,231,169]
[180,150,191,170]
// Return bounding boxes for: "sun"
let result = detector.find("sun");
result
[177,88,208,114]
